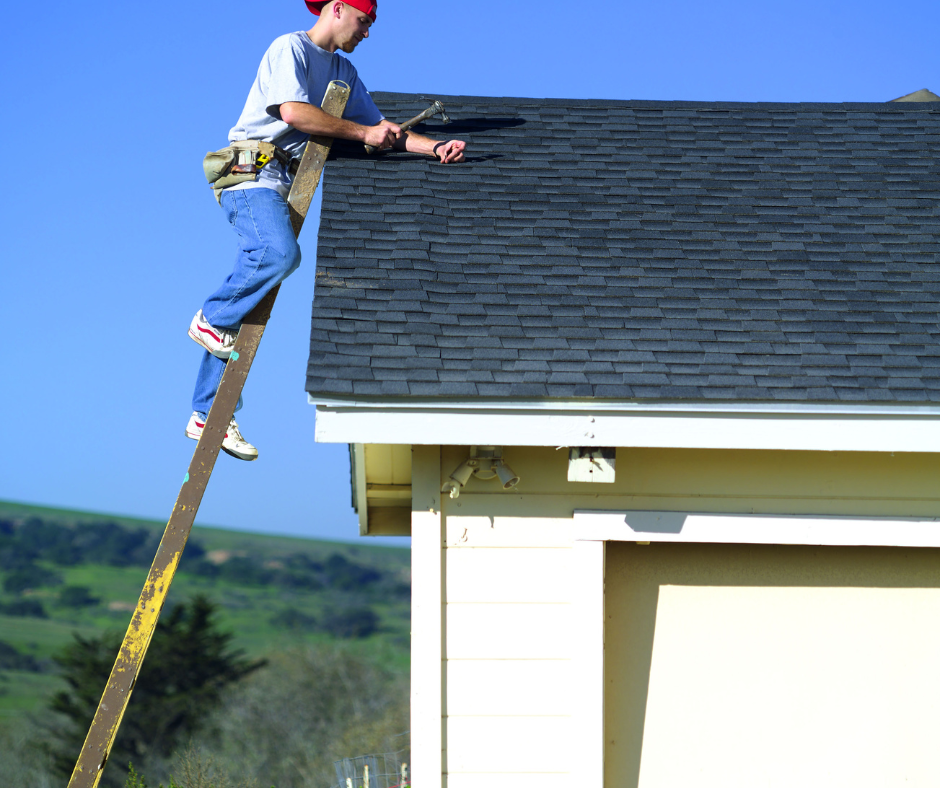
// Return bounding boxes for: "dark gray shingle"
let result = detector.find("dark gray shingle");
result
[307,95,940,403]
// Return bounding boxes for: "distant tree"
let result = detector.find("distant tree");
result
[176,538,207,571]
[323,553,381,590]
[269,607,318,631]
[0,546,34,571]
[2,563,62,593]
[58,585,101,608]
[0,640,42,672]
[47,595,265,786]
[0,598,47,617]
[17,517,72,556]
[71,521,150,566]
[3,515,206,569]
[320,606,380,639]
[273,565,325,591]
[217,556,269,586]
[189,559,221,579]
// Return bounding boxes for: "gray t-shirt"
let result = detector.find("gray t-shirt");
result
[226,31,384,197]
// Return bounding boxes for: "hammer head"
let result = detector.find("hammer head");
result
[431,100,450,125]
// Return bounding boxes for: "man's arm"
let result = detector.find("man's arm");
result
[392,130,466,164]
[280,101,401,149]
[280,101,466,163]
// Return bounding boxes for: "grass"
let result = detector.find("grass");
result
[0,498,406,559]
[0,499,412,718]
[0,671,62,719]
[7,562,410,657]
[0,614,99,655]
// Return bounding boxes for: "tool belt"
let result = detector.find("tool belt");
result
[202,140,299,203]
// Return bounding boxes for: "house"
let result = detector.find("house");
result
[306,91,940,787]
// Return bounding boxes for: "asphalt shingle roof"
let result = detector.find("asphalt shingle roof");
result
[307,94,940,403]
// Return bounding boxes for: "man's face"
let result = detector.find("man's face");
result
[337,5,372,53]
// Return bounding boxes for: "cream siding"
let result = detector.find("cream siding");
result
[408,445,940,787]
[443,530,574,784]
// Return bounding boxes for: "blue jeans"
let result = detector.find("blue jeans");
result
[192,187,301,417]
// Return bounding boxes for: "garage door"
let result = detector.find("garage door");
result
[605,541,940,788]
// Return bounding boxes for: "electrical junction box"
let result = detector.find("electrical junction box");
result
[568,447,616,483]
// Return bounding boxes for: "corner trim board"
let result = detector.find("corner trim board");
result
[573,540,606,788]
[352,443,368,536]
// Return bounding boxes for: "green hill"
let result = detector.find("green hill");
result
[0,499,410,721]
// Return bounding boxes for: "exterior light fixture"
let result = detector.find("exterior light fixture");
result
[441,446,520,499]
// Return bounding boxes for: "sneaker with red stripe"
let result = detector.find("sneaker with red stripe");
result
[185,411,258,461]
[188,310,237,359]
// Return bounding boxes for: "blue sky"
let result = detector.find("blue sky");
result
[1,0,936,543]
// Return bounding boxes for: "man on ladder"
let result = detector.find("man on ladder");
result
[187,0,467,461]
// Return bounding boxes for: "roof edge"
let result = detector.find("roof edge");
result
[313,402,940,453]
[308,394,940,417]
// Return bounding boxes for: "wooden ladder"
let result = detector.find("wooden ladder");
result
[66,80,352,788]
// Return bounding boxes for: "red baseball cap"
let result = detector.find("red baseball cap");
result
[305,0,377,22]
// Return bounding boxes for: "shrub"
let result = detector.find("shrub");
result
[2,564,62,593]
[47,596,265,787]
[0,598,47,617]
[57,585,101,608]
[320,606,379,639]
[177,645,408,788]
[0,640,42,672]
[323,554,381,590]
[269,607,317,631]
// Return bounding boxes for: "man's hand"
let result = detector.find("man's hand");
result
[392,131,467,162]
[363,120,402,150]
[432,139,466,164]
[279,102,402,149]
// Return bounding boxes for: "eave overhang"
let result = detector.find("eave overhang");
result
[312,396,940,453]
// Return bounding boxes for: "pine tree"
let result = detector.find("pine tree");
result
[48,595,265,786]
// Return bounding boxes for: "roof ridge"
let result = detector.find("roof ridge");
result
[370,92,940,112]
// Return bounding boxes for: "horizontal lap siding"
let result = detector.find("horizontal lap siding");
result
[446,547,574,604]
[445,775,571,788]
[446,660,572,716]
[446,604,572,659]
[446,717,572,773]
[445,519,575,786]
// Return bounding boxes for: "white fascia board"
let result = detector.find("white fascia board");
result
[574,511,940,548]
[312,398,940,453]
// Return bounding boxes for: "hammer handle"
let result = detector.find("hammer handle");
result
[364,105,440,154]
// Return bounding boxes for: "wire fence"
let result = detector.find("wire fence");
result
[332,747,410,788]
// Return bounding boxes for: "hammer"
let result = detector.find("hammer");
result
[364,100,450,154]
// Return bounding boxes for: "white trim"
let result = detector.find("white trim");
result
[410,446,444,787]
[573,540,606,788]
[574,511,940,548]
[315,407,940,453]
[310,395,940,417]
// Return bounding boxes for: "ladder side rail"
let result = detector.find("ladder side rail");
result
[67,80,351,788]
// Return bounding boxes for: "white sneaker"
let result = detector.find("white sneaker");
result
[188,310,237,360]
[185,412,258,461]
